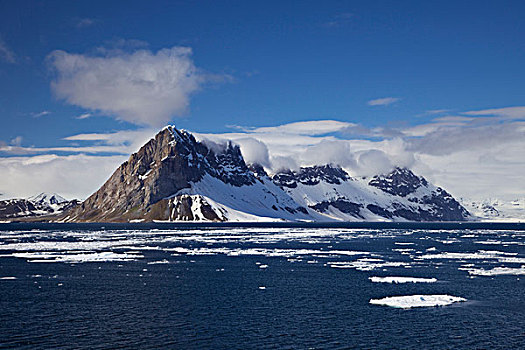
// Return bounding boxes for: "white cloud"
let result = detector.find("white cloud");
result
[297,139,356,169]
[48,45,215,126]
[10,136,22,147]
[234,138,271,168]
[32,110,51,118]
[248,120,356,135]
[0,36,16,63]
[323,13,354,28]
[76,113,92,119]
[354,150,394,177]
[76,18,95,29]
[367,97,400,106]
[0,154,126,200]
[0,129,157,156]
[424,109,451,115]
[270,155,299,172]
[463,106,525,120]
[406,122,525,156]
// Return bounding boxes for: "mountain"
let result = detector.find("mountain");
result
[273,165,469,222]
[0,192,78,220]
[460,198,525,222]
[62,126,470,223]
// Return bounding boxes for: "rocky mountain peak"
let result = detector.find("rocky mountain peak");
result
[368,167,428,197]
[65,126,257,222]
[247,163,270,181]
[272,164,350,188]
[27,192,67,206]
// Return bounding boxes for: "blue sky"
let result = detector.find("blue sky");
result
[0,0,524,200]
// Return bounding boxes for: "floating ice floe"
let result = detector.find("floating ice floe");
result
[420,250,523,264]
[147,259,170,264]
[474,240,502,245]
[13,251,143,263]
[369,276,437,284]
[466,266,525,276]
[168,246,369,258]
[329,259,409,271]
[369,295,466,308]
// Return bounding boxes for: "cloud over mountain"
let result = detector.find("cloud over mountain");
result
[48,46,214,127]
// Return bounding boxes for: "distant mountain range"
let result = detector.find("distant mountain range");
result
[460,198,525,222]
[1,126,522,223]
[0,193,78,221]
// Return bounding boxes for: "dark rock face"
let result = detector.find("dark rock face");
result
[144,195,224,222]
[210,143,256,187]
[415,188,470,221]
[247,163,269,182]
[0,199,38,219]
[65,127,256,222]
[273,165,350,188]
[310,199,364,218]
[366,204,393,219]
[369,167,428,197]
[274,165,469,222]
[366,168,469,221]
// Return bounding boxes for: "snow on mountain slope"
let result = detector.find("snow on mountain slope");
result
[273,165,469,222]
[157,193,288,222]
[27,193,67,210]
[461,198,525,222]
[60,126,470,223]
[173,174,319,222]
[0,193,77,220]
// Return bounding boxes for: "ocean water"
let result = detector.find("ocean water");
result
[0,223,524,349]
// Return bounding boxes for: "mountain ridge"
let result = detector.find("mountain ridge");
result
[0,192,78,220]
[58,126,470,223]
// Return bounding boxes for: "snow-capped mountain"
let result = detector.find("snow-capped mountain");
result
[0,192,78,220]
[28,192,67,208]
[273,165,469,222]
[62,126,470,223]
[460,198,525,222]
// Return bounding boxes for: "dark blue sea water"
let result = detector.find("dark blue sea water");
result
[0,223,524,349]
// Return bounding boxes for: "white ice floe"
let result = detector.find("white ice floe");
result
[147,259,170,264]
[420,250,521,263]
[369,295,466,308]
[329,259,409,271]
[168,246,369,258]
[13,251,143,263]
[466,266,525,276]
[369,276,437,284]
[474,240,502,245]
